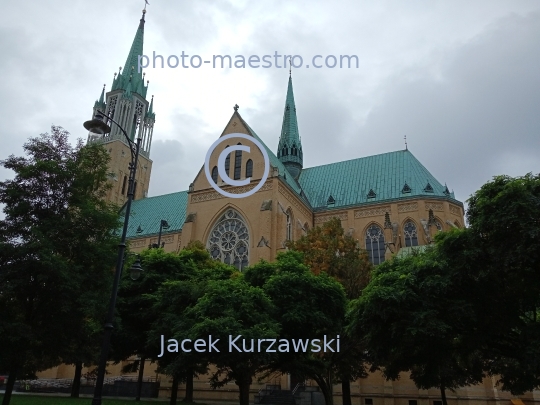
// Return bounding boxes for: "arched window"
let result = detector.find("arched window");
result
[207,209,249,271]
[366,224,385,265]
[282,147,288,156]
[211,166,218,184]
[292,145,298,156]
[234,143,242,180]
[286,209,293,241]
[404,221,419,247]
[224,145,230,177]
[245,159,253,178]
[121,175,127,195]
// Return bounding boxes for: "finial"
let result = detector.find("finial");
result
[404,135,408,150]
[143,72,146,78]
[289,57,292,76]
[144,0,149,11]
[234,104,239,112]
[114,72,117,78]
[103,84,106,89]
[147,80,149,85]
[119,66,122,73]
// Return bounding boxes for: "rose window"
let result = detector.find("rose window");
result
[207,210,249,270]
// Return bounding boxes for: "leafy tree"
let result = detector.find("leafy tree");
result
[246,251,347,405]
[463,174,540,393]
[287,218,372,405]
[348,241,489,405]
[287,218,371,299]
[179,276,279,405]
[0,127,119,405]
[145,241,234,405]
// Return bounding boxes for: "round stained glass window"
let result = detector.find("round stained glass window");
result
[207,210,249,270]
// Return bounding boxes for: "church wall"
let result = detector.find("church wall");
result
[313,197,465,255]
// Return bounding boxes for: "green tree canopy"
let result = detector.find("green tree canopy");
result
[0,127,120,405]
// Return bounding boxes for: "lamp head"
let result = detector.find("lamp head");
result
[129,257,144,281]
[84,113,111,135]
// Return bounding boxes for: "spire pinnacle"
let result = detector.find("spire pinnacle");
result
[99,84,105,104]
[289,57,292,77]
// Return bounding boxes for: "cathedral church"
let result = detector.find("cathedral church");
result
[89,10,464,266]
[47,7,535,405]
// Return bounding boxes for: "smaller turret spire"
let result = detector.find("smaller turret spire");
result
[277,73,303,179]
[98,84,105,104]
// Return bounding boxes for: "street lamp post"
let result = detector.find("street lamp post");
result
[151,219,170,249]
[84,111,144,405]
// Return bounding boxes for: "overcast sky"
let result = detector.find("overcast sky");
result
[1,0,539,211]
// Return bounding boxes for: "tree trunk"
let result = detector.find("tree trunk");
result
[2,365,18,405]
[440,384,448,405]
[314,374,334,405]
[136,355,146,401]
[70,361,83,398]
[183,368,194,402]
[170,374,179,405]
[342,377,352,405]
[237,380,251,405]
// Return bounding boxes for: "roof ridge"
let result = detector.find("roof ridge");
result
[301,149,411,172]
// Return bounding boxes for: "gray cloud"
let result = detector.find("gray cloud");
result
[1,0,539,213]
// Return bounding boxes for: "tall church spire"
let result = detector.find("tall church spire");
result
[111,9,148,98]
[277,74,303,179]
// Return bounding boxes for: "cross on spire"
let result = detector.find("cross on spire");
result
[404,135,408,150]
[234,104,239,112]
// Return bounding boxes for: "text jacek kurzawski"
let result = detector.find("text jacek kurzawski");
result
[158,335,340,357]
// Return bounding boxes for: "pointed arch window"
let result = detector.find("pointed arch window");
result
[246,159,253,178]
[404,221,418,247]
[366,224,385,265]
[207,209,249,271]
[286,209,293,241]
[234,143,242,180]
[224,145,231,177]
[121,175,127,195]
[211,166,218,184]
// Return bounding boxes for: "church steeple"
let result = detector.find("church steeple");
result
[87,7,155,159]
[277,73,303,179]
[111,9,148,99]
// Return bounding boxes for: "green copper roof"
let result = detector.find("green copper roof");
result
[111,11,149,99]
[277,75,303,173]
[124,191,188,239]
[298,149,459,210]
